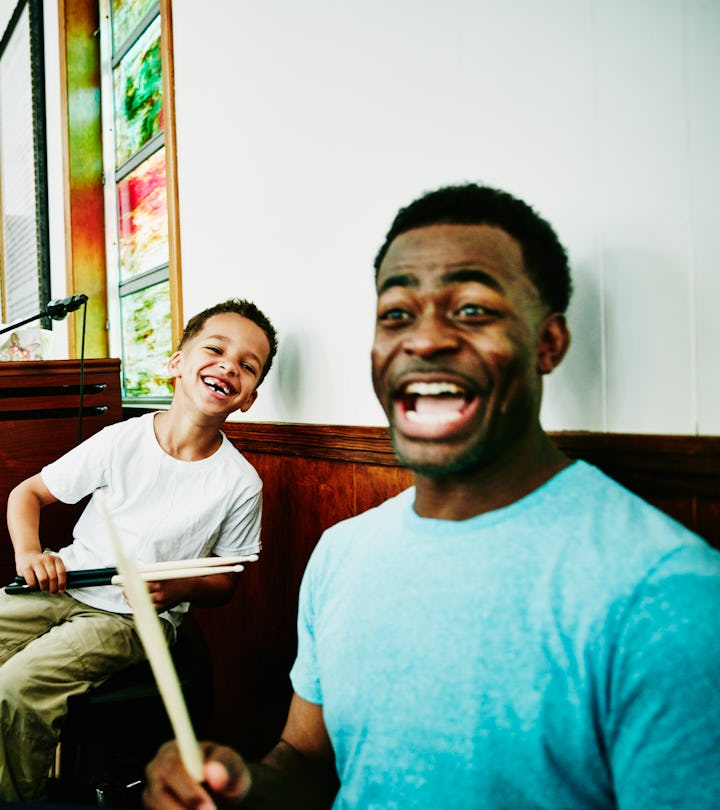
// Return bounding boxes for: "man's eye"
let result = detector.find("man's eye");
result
[378,307,411,324]
[456,303,492,319]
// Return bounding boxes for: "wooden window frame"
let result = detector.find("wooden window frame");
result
[59,0,182,365]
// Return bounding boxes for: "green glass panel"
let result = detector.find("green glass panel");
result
[120,281,173,399]
[112,0,157,55]
[113,14,163,165]
[117,147,168,280]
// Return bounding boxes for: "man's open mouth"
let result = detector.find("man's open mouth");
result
[393,380,479,438]
[399,381,471,424]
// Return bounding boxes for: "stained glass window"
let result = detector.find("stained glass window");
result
[111,0,156,54]
[113,15,163,166]
[101,0,174,402]
[117,147,168,279]
[120,280,173,398]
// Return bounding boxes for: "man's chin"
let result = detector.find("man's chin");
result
[390,430,488,478]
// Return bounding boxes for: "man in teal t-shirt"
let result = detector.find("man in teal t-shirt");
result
[144,184,720,809]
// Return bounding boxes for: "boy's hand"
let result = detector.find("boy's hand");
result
[15,550,67,594]
[143,578,190,613]
[122,578,194,613]
[125,572,239,613]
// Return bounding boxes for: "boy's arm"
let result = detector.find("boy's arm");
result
[144,692,338,809]
[7,473,66,592]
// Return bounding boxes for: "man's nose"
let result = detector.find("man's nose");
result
[401,313,459,357]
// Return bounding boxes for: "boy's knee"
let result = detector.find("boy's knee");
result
[0,670,27,715]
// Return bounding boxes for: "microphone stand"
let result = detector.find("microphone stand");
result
[1,294,90,455]
[1,295,88,335]
[0,313,50,335]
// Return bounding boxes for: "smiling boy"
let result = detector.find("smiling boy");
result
[0,298,277,802]
[145,188,720,810]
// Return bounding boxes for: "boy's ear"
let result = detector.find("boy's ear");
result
[536,313,571,375]
[167,350,183,378]
[239,389,258,413]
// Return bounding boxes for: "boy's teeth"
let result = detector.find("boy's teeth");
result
[205,377,229,394]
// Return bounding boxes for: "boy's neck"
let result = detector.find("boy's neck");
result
[152,410,223,461]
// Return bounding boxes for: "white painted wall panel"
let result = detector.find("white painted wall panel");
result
[33,0,719,434]
[591,0,695,433]
[171,0,720,432]
[686,0,720,434]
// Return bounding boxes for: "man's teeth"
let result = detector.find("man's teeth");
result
[406,410,459,424]
[401,381,468,424]
[404,381,464,396]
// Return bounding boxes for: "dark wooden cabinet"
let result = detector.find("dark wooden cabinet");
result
[0,359,122,585]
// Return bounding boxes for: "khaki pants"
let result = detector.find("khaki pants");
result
[0,590,171,801]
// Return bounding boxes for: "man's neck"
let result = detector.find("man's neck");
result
[411,435,571,521]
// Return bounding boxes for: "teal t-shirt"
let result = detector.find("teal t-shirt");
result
[290,461,720,809]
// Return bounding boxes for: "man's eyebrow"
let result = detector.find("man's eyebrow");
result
[377,272,415,295]
[377,267,506,296]
[444,267,505,293]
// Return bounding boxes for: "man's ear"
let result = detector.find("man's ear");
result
[167,350,183,378]
[536,313,571,375]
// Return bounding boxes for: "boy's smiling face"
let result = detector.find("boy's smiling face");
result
[168,312,271,418]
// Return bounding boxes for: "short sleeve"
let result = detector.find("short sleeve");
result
[41,423,115,503]
[290,557,324,706]
[607,545,720,807]
[212,487,262,557]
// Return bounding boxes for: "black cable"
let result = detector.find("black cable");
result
[74,301,88,524]
[77,300,88,445]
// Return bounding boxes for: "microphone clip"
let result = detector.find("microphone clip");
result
[45,294,89,321]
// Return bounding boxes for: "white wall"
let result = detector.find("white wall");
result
[167,0,720,433]
[26,0,720,433]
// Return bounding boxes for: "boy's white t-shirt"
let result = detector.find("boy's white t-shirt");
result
[41,412,262,629]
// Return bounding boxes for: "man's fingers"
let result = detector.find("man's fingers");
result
[144,742,216,810]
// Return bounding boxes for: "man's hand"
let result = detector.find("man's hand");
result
[143,740,251,809]
[15,550,67,594]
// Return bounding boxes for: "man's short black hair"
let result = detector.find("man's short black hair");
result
[373,183,572,313]
[179,298,278,385]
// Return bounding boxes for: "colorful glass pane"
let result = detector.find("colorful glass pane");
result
[117,147,168,280]
[113,14,163,165]
[112,0,157,54]
[120,280,173,398]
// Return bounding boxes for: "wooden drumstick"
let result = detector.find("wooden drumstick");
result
[97,494,205,782]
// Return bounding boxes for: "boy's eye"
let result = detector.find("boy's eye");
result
[205,345,222,354]
[241,363,258,376]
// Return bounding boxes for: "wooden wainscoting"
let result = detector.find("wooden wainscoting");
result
[188,422,720,758]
